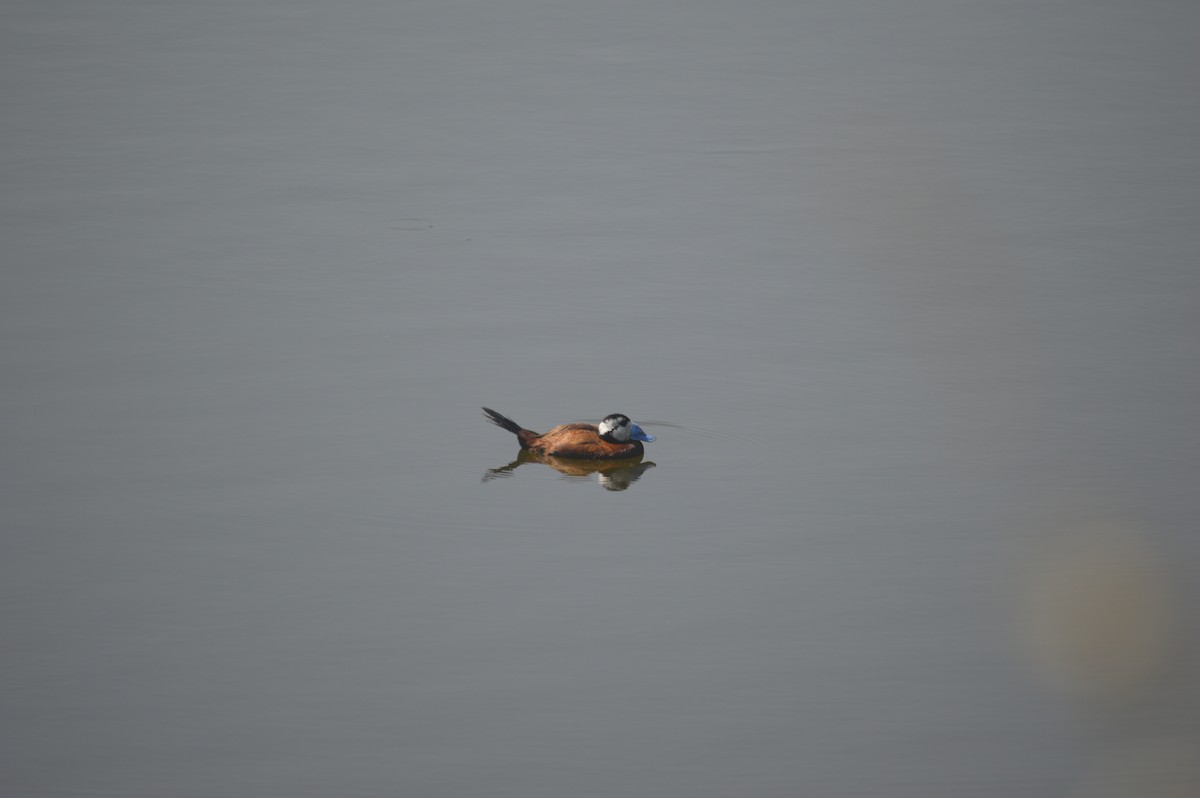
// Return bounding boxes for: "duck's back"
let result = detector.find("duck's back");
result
[543,423,599,437]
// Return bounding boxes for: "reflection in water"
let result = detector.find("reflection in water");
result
[483,448,656,491]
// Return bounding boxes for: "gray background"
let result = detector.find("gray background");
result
[3,1,1198,795]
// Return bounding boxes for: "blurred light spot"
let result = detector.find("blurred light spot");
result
[1017,522,1176,701]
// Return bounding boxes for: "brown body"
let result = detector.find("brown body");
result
[482,408,646,460]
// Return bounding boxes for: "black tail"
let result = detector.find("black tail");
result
[482,407,524,436]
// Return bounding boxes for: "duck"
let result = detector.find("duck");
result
[482,407,655,460]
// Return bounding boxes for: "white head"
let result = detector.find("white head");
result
[598,413,656,443]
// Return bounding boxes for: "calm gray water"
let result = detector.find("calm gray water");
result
[3,1,1198,796]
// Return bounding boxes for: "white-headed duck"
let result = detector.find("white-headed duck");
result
[482,407,655,460]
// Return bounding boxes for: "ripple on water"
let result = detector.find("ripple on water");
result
[633,419,758,448]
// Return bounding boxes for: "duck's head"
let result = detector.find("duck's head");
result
[598,413,656,443]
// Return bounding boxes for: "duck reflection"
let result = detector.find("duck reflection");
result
[483,449,656,491]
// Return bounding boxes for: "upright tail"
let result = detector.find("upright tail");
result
[481,407,525,437]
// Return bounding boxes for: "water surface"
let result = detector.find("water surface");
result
[3,1,1198,796]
